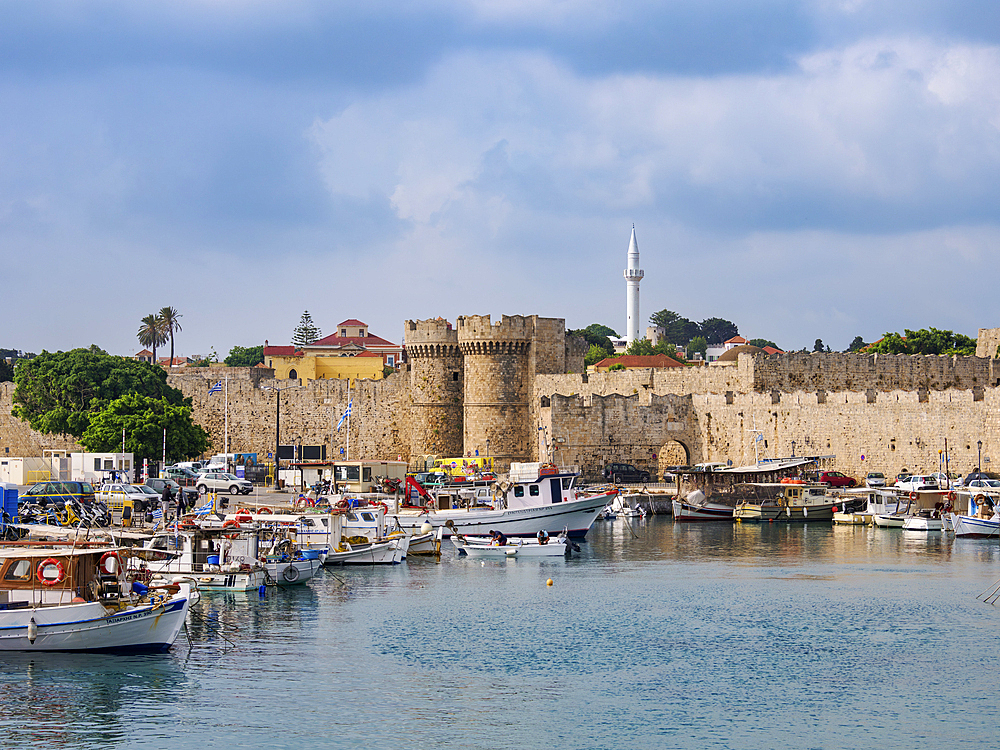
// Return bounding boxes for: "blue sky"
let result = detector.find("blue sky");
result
[3,0,1000,357]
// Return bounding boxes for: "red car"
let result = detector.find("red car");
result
[817,471,857,488]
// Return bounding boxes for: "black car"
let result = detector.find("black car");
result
[144,477,198,504]
[20,480,96,508]
[603,463,651,483]
[964,470,1000,485]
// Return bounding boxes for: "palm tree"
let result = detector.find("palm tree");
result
[137,313,168,364]
[159,306,183,367]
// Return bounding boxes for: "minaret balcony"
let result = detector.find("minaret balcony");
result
[623,268,644,280]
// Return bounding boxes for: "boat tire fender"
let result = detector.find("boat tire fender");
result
[282,565,300,583]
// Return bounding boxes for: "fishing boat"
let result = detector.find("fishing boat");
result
[949,492,999,538]
[832,489,901,525]
[140,524,266,593]
[0,544,191,652]
[324,536,407,565]
[671,490,735,522]
[734,484,837,522]
[451,532,572,558]
[388,463,614,539]
[902,509,945,533]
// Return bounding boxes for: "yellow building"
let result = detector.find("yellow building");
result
[263,346,385,382]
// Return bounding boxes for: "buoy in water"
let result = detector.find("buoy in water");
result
[546,578,553,587]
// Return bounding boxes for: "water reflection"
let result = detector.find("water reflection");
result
[0,652,187,750]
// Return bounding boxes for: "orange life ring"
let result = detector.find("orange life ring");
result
[235,507,252,515]
[37,558,65,586]
[222,519,240,529]
[99,551,122,576]
[256,507,272,515]
[947,491,957,503]
[335,498,349,510]
[909,491,919,501]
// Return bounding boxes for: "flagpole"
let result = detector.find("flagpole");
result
[346,381,351,461]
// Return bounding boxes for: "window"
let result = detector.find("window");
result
[3,559,32,581]
[387,355,395,367]
[288,369,298,380]
[514,486,524,497]
[94,458,102,471]
[360,512,376,522]
[341,329,347,337]
[362,467,372,482]
[529,485,540,496]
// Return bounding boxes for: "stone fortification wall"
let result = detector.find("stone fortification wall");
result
[977,328,1000,359]
[0,382,83,459]
[403,319,464,459]
[169,369,408,463]
[754,352,999,393]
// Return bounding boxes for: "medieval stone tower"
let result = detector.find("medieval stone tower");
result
[457,314,533,466]
[404,314,587,470]
[403,318,465,459]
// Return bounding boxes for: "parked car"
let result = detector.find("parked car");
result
[895,475,938,492]
[96,482,152,513]
[602,463,651,483]
[20,480,96,508]
[966,478,1000,492]
[817,471,857,488]
[865,472,887,488]
[144,477,198,504]
[161,466,200,487]
[964,471,1000,486]
[195,471,253,496]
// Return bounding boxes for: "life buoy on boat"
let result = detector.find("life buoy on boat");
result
[947,491,957,503]
[37,558,65,586]
[909,491,919,502]
[256,507,271,515]
[99,551,122,576]
[235,507,252,516]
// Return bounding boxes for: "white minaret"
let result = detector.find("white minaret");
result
[624,225,644,345]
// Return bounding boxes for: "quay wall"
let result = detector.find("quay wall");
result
[0,382,83,460]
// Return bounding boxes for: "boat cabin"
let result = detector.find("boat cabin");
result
[0,546,128,608]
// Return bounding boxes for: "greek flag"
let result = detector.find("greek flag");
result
[337,399,352,431]
[151,507,163,530]
[193,498,214,516]
[208,380,223,394]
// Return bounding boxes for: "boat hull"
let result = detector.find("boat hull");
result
[456,541,568,558]
[266,557,322,584]
[949,514,999,537]
[389,492,612,539]
[324,537,406,565]
[734,503,837,522]
[902,516,944,532]
[671,499,735,522]
[0,589,190,653]
[873,514,906,528]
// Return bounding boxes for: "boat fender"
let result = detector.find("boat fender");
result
[27,618,37,644]
[36,558,65,587]
[282,565,300,583]
[832,506,838,513]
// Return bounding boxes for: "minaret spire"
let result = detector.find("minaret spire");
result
[624,225,644,345]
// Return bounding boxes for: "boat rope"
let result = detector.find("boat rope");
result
[184,607,240,649]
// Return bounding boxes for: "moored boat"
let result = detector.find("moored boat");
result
[734,484,838,522]
[949,492,999,538]
[0,544,191,652]
[671,490,734,522]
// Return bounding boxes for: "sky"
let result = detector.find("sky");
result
[3,0,1000,358]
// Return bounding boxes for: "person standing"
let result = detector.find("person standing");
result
[160,484,172,522]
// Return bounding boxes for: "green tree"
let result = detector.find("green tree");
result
[12,346,189,438]
[292,311,322,347]
[698,317,739,345]
[158,306,183,366]
[813,339,825,352]
[81,393,209,461]
[625,338,656,355]
[748,338,779,350]
[569,324,617,355]
[0,358,13,382]
[650,310,699,346]
[608,363,626,372]
[584,344,612,368]
[868,328,976,356]
[224,345,265,367]
[137,313,167,363]
[847,336,867,352]
[687,336,708,360]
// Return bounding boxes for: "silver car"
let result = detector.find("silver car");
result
[195,471,253,495]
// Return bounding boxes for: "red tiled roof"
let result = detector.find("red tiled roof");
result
[595,354,683,369]
[135,349,153,357]
[264,346,301,357]
[725,335,748,345]
[309,332,398,349]
[337,319,367,327]
[357,351,383,357]
[762,346,784,355]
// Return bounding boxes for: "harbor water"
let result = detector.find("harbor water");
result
[2,518,999,750]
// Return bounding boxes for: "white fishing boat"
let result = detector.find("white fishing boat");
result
[324,536,407,565]
[833,489,902,525]
[609,493,646,519]
[671,490,734,522]
[902,510,945,533]
[949,492,999,538]
[734,484,838,522]
[0,545,191,652]
[451,532,571,558]
[140,524,267,593]
[387,463,614,539]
